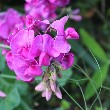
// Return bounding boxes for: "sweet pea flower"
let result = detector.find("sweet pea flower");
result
[25,0,70,21]
[65,27,79,39]
[0,8,23,40]
[51,16,71,53]
[29,34,60,66]
[12,55,42,82]
[54,52,74,70]
[10,29,34,58]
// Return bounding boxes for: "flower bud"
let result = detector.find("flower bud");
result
[55,87,62,99]
[46,88,52,101]
[35,82,45,91]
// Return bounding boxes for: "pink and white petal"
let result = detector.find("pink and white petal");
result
[35,82,45,91]
[55,87,62,99]
[46,88,52,101]
[0,91,6,97]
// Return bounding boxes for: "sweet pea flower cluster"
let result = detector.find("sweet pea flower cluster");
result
[25,0,70,20]
[0,8,24,42]
[4,15,79,100]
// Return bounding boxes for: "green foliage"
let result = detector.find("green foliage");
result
[0,86,20,110]
[58,68,73,86]
[85,64,109,100]
[79,28,108,62]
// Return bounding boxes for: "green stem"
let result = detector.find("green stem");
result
[0,44,10,49]
[0,74,16,79]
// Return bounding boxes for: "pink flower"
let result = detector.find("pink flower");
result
[12,55,42,82]
[0,8,23,40]
[29,34,60,66]
[65,27,79,39]
[54,52,74,70]
[0,91,6,97]
[10,29,34,58]
[51,16,69,36]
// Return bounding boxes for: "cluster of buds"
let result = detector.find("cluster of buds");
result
[35,66,62,101]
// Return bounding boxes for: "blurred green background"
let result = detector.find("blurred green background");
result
[0,0,110,110]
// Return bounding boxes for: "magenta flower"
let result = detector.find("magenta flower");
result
[12,55,42,82]
[0,8,23,40]
[10,29,34,58]
[25,0,70,21]
[54,52,74,70]
[51,16,69,36]
[65,27,79,39]
[29,34,60,66]
[0,91,6,97]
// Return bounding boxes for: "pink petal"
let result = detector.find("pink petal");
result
[65,27,79,39]
[0,91,6,97]
[61,52,74,69]
[46,88,52,101]
[50,80,56,92]
[28,65,42,76]
[51,16,69,36]
[39,52,50,66]
[55,87,62,99]
[10,29,34,55]
[35,82,45,91]
[54,36,71,53]
[13,55,33,81]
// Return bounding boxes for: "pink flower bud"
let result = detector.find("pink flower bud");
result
[0,91,6,97]
[42,90,46,97]
[50,80,56,92]
[46,88,52,101]
[51,72,57,81]
[65,27,79,39]
[55,87,62,99]
[35,82,45,91]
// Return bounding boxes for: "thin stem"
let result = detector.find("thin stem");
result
[0,44,10,49]
[0,74,16,79]
[59,84,84,110]
[77,82,88,110]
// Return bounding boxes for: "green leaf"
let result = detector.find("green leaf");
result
[0,86,21,110]
[16,81,28,96]
[79,28,108,62]
[85,64,109,100]
[69,40,98,70]
[58,68,72,86]
[95,107,107,110]
[61,100,71,109]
